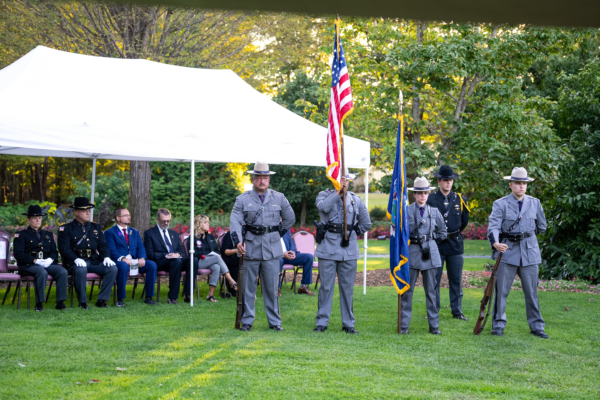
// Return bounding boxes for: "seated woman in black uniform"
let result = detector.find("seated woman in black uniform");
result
[186,215,236,302]
[219,230,240,296]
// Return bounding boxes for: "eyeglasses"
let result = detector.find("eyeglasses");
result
[254,176,270,181]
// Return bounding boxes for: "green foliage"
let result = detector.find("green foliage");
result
[369,206,387,221]
[540,58,600,282]
[0,200,56,227]
[268,164,332,227]
[273,70,326,119]
[69,170,130,211]
[150,162,240,221]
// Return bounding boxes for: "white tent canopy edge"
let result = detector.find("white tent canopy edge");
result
[0,46,372,302]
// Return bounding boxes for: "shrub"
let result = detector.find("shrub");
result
[369,206,388,221]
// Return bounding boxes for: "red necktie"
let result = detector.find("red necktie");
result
[123,228,129,247]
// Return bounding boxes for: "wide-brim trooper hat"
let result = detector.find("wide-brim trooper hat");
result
[247,161,276,175]
[69,197,95,209]
[503,167,535,182]
[408,177,436,191]
[343,167,356,181]
[22,204,47,217]
[433,165,459,179]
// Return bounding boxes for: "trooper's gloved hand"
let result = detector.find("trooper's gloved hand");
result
[74,258,87,267]
[103,257,116,267]
[34,259,45,266]
[43,258,53,268]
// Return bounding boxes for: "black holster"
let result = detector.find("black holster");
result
[314,220,326,244]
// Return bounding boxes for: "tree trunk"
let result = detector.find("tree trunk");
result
[129,160,152,237]
[300,197,307,227]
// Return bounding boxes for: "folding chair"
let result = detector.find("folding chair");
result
[0,230,21,309]
[290,231,320,293]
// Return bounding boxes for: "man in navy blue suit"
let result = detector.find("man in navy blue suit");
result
[105,207,157,307]
[279,230,315,296]
[144,208,197,304]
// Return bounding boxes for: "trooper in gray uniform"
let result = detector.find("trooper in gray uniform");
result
[230,161,295,332]
[401,177,447,335]
[488,167,548,338]
[314,170,371,334]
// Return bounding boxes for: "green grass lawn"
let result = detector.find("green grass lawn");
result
[357,193,388,211]
[359,239,490,257]
[361,257,488,272]
[1,284,598,399]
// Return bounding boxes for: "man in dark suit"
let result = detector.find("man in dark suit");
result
[427,165,470,321]
[105,207,157,307]
[279,230,315,296]
[13,205,68,311]
[57,197,117,309]
[144,208,195,304]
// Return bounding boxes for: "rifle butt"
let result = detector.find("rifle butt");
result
[235,256,245,330]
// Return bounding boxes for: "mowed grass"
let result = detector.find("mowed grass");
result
[1,283,598,399]
[361,257,487,272]
[357,193,388,210]
[359,239,490,257]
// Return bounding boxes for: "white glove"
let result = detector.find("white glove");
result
[74,258,87,267]
[43,258,53,268]
[34,259,45,266]
[103,257,116,267]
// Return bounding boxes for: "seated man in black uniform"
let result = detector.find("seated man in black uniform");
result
[13,205,68,311]
[57,197,117,309]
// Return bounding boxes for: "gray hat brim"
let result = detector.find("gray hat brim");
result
[247,170,276,175]
[503,176,535,182]
[408,186,436,192]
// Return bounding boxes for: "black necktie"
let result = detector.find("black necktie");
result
[518,200,523,212]
[36,229,41,240]
[420,207,424,217]
[163,230,174,253]
[443,196,449,210]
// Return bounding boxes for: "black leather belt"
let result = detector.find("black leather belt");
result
[74,249,94,258]
[247,225,280,235]
[447,231,462,240]
[410,234,432,245]
[326,223,354,233]
[500,231,536,242]
[30,251,46,259]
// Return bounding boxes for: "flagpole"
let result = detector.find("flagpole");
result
[336,15,349,247]
[398,90,403,334]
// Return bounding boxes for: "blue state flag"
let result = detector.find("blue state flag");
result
[387,113,411,295]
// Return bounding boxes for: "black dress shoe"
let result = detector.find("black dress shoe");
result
[116,300,126,308]
[95,299,109,308]
[269,325,283,331]
[183,295,190,303]
[240,324,253,331]
[35,302,44,312]
[531,330,549,339]
[453,314,468,321]
[429,327,442,335]
[314,325,328,332]
[400,329,409,334]
[167,299,178,305]
[55,301,67,310]
[144,297,156,305]
[491,330,503,336]
[79,303,89,310]
[342,327,358,334]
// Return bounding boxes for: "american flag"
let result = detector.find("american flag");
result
[326,19,354,190]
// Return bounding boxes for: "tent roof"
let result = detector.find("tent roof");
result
[0,46,370,169]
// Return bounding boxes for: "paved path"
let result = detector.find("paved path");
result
[367,254,490,259]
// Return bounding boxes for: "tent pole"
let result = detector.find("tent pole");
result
[363,167,369,295]
[190,161,195,307]
[90,157,97,221]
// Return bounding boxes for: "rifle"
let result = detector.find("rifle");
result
[234,230,245,330]
[473,253,503,335]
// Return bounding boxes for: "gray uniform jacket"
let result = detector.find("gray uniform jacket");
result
[230,189,295,261]
[408,203,447,271]
[487,193,546,267]
[314,189,371,261]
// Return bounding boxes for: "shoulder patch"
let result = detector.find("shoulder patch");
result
[59,226,65,231]
[14,233,19,238]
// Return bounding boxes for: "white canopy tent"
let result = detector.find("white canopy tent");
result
[0,46,372,304]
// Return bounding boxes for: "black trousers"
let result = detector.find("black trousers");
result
[19,264,68,304]
[69,260,118,303]
[434,254,464,315]
[158,257,196,299]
